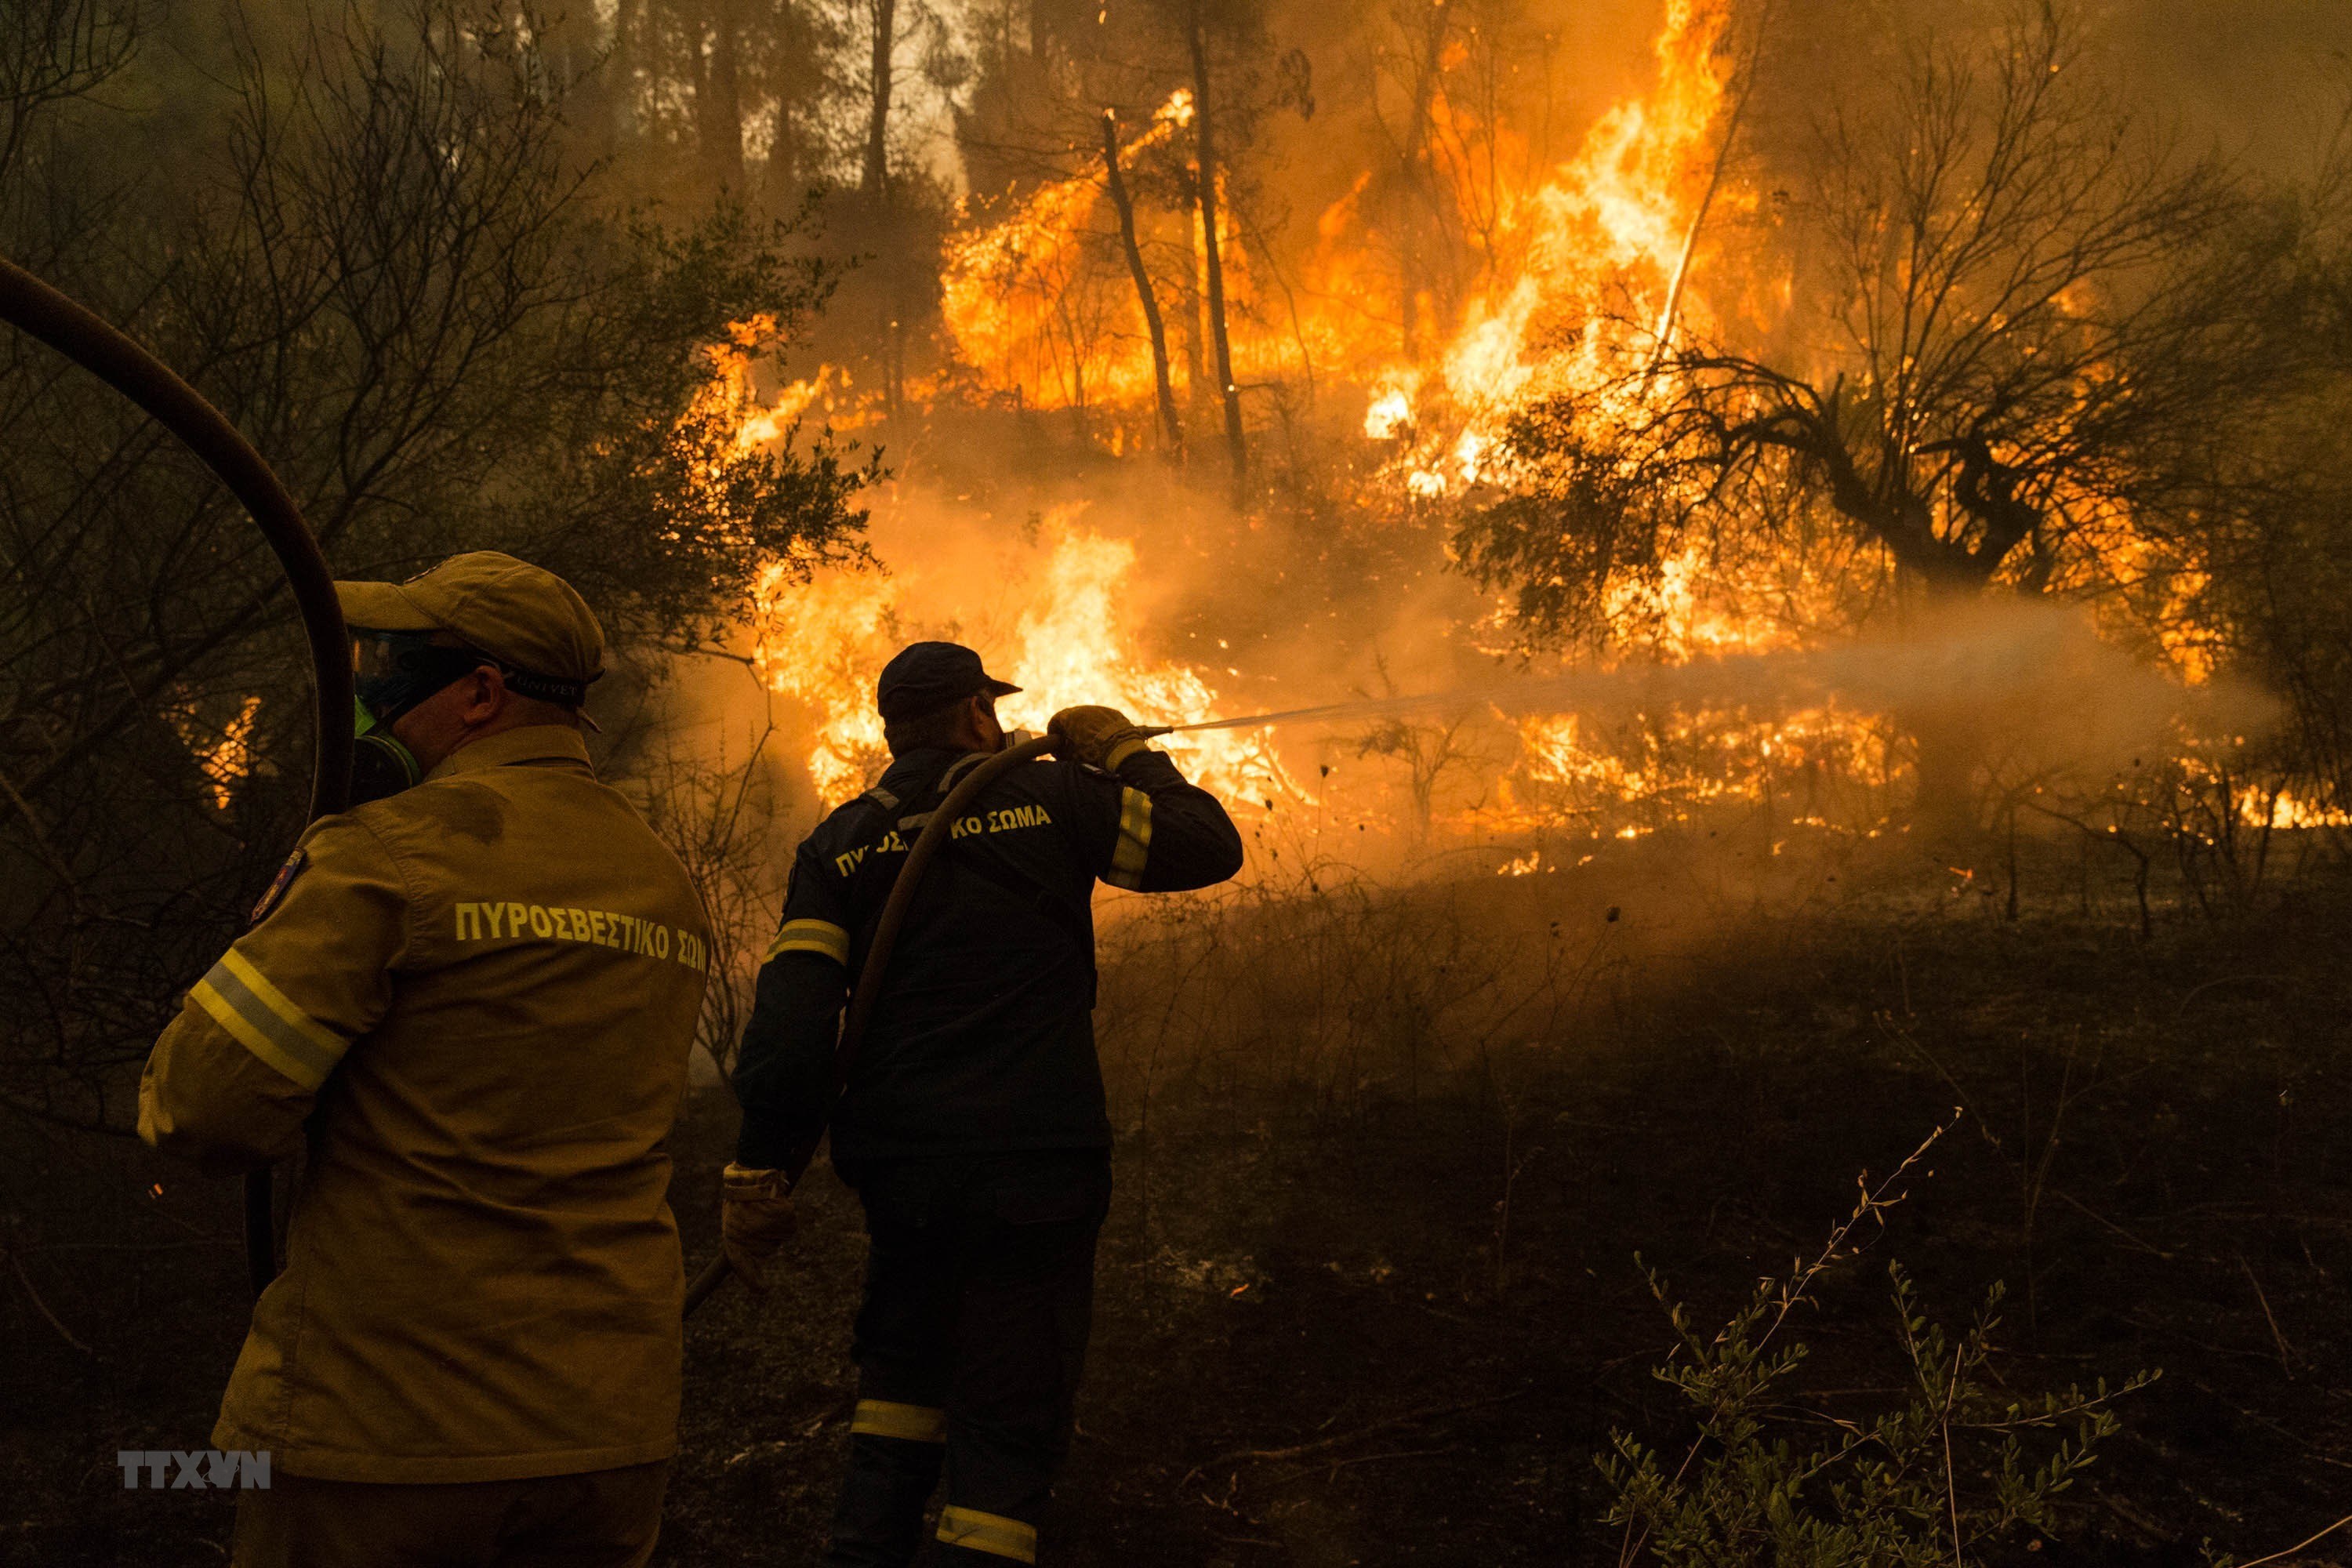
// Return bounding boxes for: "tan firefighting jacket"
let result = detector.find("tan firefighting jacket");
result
[139,726,713,1483]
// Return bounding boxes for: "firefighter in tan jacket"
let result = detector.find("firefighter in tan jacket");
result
[139,553,713,1568]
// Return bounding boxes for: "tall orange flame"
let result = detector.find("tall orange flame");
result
[747,510,1299,813]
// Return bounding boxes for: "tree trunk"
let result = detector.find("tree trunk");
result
[1397,0,1450,359]
[1899,574,1992,844]
[544,2,607,165]
[1803,419,2016,843]
[1102,111,1183,458]
[862,0,897,201]
[1188,13,1246,508]
[1179,216,1207,414]
[608,0,640,152]
[1907,707,1983,842]
[696,0,746,191]
[764,96,802,209]
[861,0,899,413]
[1649,0,1772,365]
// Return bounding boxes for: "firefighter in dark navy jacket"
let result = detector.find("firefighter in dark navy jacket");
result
[724,640,1243,1566]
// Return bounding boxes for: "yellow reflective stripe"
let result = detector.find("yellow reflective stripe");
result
[1106,787,1152,890]
[191,982,319,1088]
[218,951,344,1059]
[764,918,850,966]
[851,1399,946,1443]
[936,1507,1036,1563]
[191,953,346,1091]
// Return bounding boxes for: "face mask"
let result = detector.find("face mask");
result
[351,695,423,805]
[347,631,482,804]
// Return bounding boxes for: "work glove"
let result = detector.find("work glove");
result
[1049,705,1152,771]
[720,1163,797,1294]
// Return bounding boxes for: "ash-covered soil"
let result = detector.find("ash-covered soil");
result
[7,869,2351,1566]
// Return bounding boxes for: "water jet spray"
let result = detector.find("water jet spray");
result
[1136,608,2256,750]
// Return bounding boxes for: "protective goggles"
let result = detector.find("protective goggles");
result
[354,627,593,721]
[352,630,492,729]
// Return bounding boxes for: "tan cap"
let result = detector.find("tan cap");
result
[336,552,604,685]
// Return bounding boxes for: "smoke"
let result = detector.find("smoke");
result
[1181,599,2261,758]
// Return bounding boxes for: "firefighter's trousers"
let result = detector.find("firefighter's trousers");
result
[826,1149,1111,1566]
[230,1459,668,1567]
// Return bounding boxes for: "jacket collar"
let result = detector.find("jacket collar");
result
[878,744,990,791]
[428,724,594,782]
[883,744,971,773]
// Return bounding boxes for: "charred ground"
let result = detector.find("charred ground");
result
[9,849,2350,1566]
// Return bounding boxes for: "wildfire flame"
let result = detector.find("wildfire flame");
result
[748,510,1299,813]
[937,2,1738,454]
[750,564,896,805]
[941,93,1197,413]
[1367,0,1738,495]
[711,0,2281,857]
[172,694,263,813]
[742,0,1802,838]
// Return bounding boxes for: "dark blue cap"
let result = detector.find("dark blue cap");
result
[877,641,1021,724]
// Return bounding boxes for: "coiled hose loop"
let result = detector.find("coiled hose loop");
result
[0,255,352,1299]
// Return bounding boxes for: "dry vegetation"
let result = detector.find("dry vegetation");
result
[10,837,2352,1564]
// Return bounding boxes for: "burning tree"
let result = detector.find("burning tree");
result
[1457,5,2297,824]
[946,0,1314,486]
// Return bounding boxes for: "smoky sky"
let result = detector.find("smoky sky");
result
[1744,0,2350,180]
[2111,0,2352,172]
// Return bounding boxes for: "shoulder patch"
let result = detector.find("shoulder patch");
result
[249,847,307,927]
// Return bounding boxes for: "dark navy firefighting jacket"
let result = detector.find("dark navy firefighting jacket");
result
[731,744,1243,1167]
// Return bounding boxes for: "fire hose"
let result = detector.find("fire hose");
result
[0,256,354,1298]
[684,732,1062,1317]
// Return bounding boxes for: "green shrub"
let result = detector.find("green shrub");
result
[1602,1122,2157,1566]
